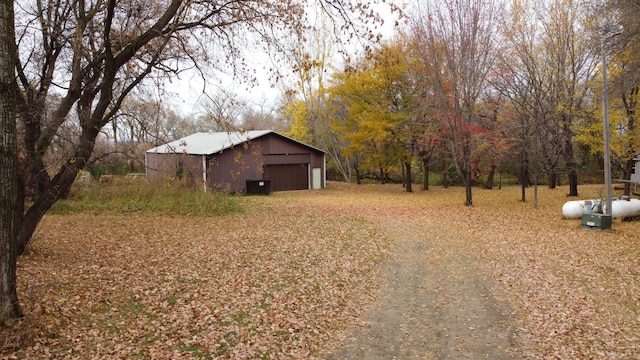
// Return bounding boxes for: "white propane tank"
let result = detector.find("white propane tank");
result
[563,198,640,219]
[604,198,640,218]
[562,199,601,219]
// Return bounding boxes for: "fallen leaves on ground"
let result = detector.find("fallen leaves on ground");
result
[6,197,389,359]
[285,183,640,358]
[2,182,639,359]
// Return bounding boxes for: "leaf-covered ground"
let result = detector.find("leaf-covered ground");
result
[2,182,640,359]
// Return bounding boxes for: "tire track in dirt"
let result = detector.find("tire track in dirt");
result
[323,217,517,359]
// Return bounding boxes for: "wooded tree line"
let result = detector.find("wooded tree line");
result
[283,0,640,206]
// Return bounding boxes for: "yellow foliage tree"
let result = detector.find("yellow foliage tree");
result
[574,0,640,195]
[329,41,420,187]
[575,48,640,195]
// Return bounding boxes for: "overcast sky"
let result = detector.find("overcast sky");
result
[165,1,403,119]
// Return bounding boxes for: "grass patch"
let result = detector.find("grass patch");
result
[48,180,243,216]
[166,295,179,306]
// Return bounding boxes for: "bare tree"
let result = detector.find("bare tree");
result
[240,104,288,132]
[281,13,353,180]
[538,0,598,197]
[196,88,248,132]
[412,0,503,206]
[493,0,562,205]
[95,97,197,172]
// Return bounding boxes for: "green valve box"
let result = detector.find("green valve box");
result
[581,213,612,230]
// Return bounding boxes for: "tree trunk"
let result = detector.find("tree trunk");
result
[404,161,412,192]
[547,172,557,189]
[567,166,579,197]
[520,154,528,202]
[521,170,531,187]
[463,144,473,206]
[485,163,496,189]
[622,89,637,196]
[422,156,430,191]
[533,171,540,209]
[0,0,22,321]
[465,181,473,206]
[464,159,473,205]
[442,162,449,188]
[564,123,579,197]
[623,158,633,196]
[16,126,99,254]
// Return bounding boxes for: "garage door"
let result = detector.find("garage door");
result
[264,164,308,191]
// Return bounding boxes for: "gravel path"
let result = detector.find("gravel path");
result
[323,217,517,359]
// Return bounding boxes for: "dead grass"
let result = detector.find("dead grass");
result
[3,182,640,359]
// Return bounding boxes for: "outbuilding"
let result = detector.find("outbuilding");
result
[145,130,326,193]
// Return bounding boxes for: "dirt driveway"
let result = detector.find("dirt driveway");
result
[322,215,516,359]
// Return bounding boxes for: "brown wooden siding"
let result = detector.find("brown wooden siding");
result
[264,153,310,165]
[207,140,264,192]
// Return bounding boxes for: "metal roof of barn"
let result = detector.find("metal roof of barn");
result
[146,130,324,155]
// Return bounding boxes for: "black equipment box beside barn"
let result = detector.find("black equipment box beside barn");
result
[246,180,271,195]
